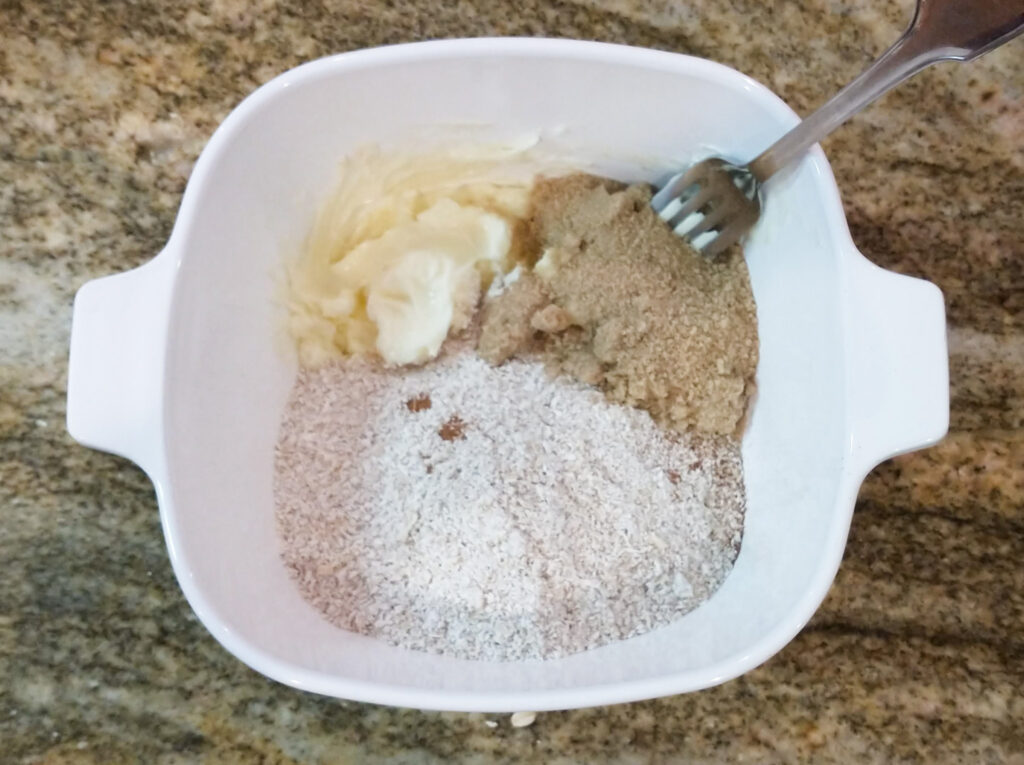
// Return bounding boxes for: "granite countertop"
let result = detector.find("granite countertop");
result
[2,0,1022,761]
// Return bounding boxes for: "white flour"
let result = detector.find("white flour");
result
[274,337,745,661]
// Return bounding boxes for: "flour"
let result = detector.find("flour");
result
[274,335,745,661]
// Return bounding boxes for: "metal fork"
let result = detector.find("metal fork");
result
[652,0,1024,258]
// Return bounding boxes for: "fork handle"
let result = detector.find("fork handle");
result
[747,0,1024,183]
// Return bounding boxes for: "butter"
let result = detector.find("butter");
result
[287,146,543,366]
[359,200,510,365]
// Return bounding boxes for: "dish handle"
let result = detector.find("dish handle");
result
[66,247,177,474]
[843,250,949,477]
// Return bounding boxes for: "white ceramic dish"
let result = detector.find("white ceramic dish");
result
[66,38,948,712]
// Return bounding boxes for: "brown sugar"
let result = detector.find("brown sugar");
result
[478,271,549,364]
[478,173,758,436]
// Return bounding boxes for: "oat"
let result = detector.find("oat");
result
[510,711,538,728]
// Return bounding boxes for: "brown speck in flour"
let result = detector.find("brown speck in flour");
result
[438,415,467,441]
[406,393,432,412]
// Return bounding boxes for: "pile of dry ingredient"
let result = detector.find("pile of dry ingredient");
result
[480,174,758,436]
[275,332,744,660]
[275,159,759,661]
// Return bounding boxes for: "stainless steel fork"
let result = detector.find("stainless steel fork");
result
[652,0,1024,258]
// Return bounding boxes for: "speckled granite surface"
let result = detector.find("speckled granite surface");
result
[2,0,1022,761]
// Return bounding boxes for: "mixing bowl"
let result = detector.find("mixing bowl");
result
[66,38,948,711]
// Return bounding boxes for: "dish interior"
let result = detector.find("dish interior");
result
[162,47,848,697]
